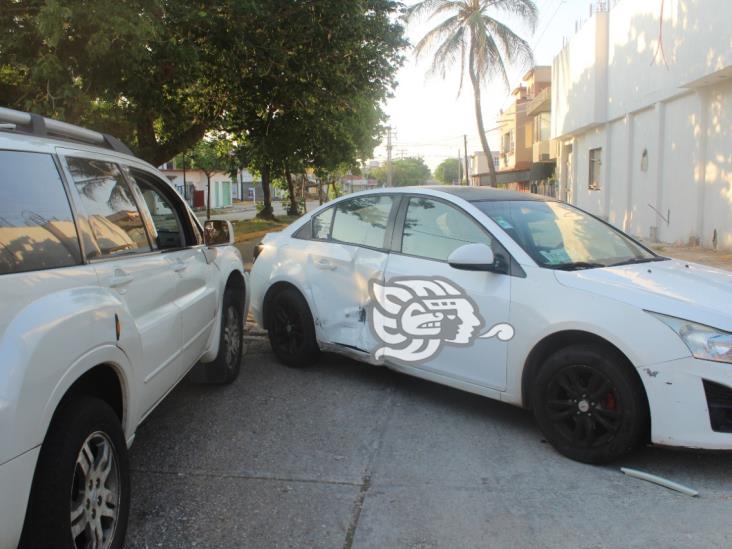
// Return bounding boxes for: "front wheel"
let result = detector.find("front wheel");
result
[23,397,130,549]
[194,287,244,384]
[532,344,648,464]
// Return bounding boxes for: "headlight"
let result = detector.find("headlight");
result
[650,312,732,364]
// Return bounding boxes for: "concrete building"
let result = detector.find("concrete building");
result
[473,66,556,192]
[552,0,732,249]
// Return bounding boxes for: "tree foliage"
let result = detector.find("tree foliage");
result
[407,0,537,186]
[371,157,432,187]
[434,157,461,184]
[0,1,405,216]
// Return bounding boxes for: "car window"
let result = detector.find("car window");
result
[0,150,82,275]
[331,195,393,248]
[66,157,151,258]
[129,170,185,250]
[313,208,334,240]
[402,197,492,261]
[473,200,655,269]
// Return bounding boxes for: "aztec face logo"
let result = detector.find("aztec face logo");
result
[368,277,514,363]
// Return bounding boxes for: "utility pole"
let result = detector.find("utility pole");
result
[457,149,462,186]
[386,126,393,187]
[464,134,470,186]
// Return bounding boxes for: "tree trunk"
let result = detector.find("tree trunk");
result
[284,163,299,216]
[206,173,212,220]
[469,46,498,187]
[329,179,339,199]
[257,163,275,220]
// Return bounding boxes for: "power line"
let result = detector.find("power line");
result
[533,0,565,49]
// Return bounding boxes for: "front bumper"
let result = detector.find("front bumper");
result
[0,447,38,549]
[642,356,732,449]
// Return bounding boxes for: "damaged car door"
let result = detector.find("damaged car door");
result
[306,194,398,352]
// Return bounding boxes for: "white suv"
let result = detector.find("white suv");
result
[0,108,248,549]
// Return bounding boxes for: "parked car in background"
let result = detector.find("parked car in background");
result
[250,186,732,464]
[0,108,248,549]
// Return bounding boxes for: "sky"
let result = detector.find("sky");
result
[370,0,595,171]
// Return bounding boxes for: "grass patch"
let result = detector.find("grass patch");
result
[232,215,299,242]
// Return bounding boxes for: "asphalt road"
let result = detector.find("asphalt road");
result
[126,337,732,549]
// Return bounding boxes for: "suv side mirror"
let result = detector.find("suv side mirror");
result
[204,220,234,246]
[448,243,496,272]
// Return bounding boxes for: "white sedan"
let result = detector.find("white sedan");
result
[250,186,732,463]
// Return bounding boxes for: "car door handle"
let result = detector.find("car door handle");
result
[172,261,187,273]
[314,258,336,270]
[109,269,134,288]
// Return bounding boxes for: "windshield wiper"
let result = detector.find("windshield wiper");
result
[608,256,669,267]
[552,261,605,271]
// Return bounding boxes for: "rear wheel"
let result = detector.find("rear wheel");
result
[267,288,320,368]
[24,397,130,549]
[532,344,648,464]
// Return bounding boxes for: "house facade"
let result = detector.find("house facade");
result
[473,66,556,192]
[552,0,732,249]
[159,162,263,209]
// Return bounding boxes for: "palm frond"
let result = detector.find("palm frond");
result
[414,15,460,60]
[481,15,534,70]
[482,0,539,32]
[429,26,466,79]
[406,0,462,22]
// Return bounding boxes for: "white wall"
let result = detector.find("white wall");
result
[553,0,732,249]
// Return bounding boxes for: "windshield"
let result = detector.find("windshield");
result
[472,200,661,271]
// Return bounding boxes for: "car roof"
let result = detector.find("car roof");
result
[412,185,555,202]
[0,129,155,172]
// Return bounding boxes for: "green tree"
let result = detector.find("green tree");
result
[435,158,461,184]
[407,0,537,187]
[372,157,432,187]
[189,137,231,220]
[0,0,248,165]
[0,1,405,219]
[221,1,405,218]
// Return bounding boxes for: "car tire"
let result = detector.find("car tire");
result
[532,344,648,464]
[199,287,245,384]
[23,396,130,549]
[267,287,320,368]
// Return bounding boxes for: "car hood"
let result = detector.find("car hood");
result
[555,259,732,332]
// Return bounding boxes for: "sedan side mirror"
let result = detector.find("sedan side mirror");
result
[204,220,234,246]
[448,243,496,272]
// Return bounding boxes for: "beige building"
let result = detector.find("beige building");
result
[473,66,557,194]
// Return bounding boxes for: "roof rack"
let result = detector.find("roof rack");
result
[0,106,134,156]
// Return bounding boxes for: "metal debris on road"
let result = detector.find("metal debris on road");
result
[621,467,699,497]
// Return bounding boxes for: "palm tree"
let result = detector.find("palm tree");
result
[407,0,538,186]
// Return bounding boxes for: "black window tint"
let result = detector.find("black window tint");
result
[293,220,313,240]
[313,208,334,240]
[0,151,82,275]
[67,158,150,257]
[402,197,492,261]
[332,196,393,248]
[130,170,185,249]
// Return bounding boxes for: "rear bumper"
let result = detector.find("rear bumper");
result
[643,356,732,449]
[0,447,38,549]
